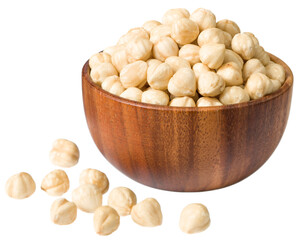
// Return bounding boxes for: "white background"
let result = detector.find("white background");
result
[0,0,302,239]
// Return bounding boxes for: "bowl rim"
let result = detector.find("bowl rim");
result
[82,53,293,112]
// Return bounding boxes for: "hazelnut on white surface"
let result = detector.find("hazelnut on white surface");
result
[197,71,225,97]
[168,68,197,97]
[41,169,69,196]
[79,168,109,194]
[219,86,250,104]
[141,88,170,105]
[197,97,223,107]
[199,43,225,69]
[169,96,196,107]
[120,60,148,88]
[5,172,36,199]
[120,87,143,102]
[190,8,216,31]
[94,206,120,236]
[153,37,179,61]
[50,198,77,225]
[102,75,125,96]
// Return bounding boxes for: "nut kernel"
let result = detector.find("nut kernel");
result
[120,60,148,88]
[94,206,120,236]
[79,168,109,194]
[199,43,225,69]
[168,68,196,97]
[41,169,69,196]
[50,198,77,225]
[153,37,179,61]
[5,172,36,199]
[108,187,137,216]
[190,8,216,31]
[171,18,199,45]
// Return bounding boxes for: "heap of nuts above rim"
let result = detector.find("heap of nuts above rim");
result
[89,8,286,107]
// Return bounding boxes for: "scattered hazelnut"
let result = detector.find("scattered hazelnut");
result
[79,168,109,194]
[94,206,120,236]
[50,198,77,225]
[5,172,36,199]
[41,169,69,196]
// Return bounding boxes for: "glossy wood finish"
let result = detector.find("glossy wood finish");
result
[82,54,293,192]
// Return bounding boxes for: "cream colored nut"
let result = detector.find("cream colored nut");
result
[197,97,223,107]
[216,19,240,37]
[243,32,259,46]
[265,62,286,84]
[49,139,80,168]
[131,198,163,227]
[245,72,273,99]
[111,49,129,73]
[197,28,226,47]
[197,71,225,97]
[107,187,137,216]
[94,206,120,236]
[41,169,69,196]
[50,198,77,225]
[169,96,196,107]
[190,8,216,31]
[162,8,190,25]
[179,44,200,66]
[271,79,282,92]
[120,87,143,102]
[89,52,112,69]
[168,68,196,97]
[126,38,153,62]
[243,58,266,82]
[147,62,173,90]
[79,168,109,194]
[219,86,250,104]
[153,37,179,61]
[141,89,169,105]
[72,184,103,213]
[5,172,36,199]
[224,49,244,69]
[142,20,161,34]
[179,203,210,234]
[192,62,211,81]
[90,63,118,86]
[217,62,243,86]
[171,18,199,45]
[150,25,171,44]
[199,43,225,69]
[254,45,270,66]
[170,92,198,102]
[165,56,191,73]
[231,33,256,60]
[223,31,232,49]
[117,27,149,45]
[120,60,147,88]
[103,44,126,56]
[102,76,125,96]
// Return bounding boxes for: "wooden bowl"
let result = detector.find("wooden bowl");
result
[82,53,293,192]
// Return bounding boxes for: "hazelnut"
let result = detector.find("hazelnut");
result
[254,45,270,66]
[141,88,169,105]
[243,32,259,46]
[179,203,211,234]
[231,33,256,60]
[197,71,225,97]
[169,96,196,107]
[147,62,174,90]
[149,24,171,44]
[265,62,286,84]
[165,56,191,73]
[107,187,137,216]
[94,206,120,236]
[111,49,130,73]
[192,62,211,81]
[131,198,163,227]
[217,62,243,86]
[171,18,199,45]
[79,168,109,194]
[179,44,201,66]
[142,20,161,34]
[216,19,240,37]
[220,86,250,104]
[102,76,125,96]
[199,43,225,69]
[126,38,153,62]
[197,28,227,47]
[5,172,36,199]
[50,198,77,225]
[243,58,266,82]
[117,27,149,45]
[120,60,147,88]
[152,37,179,61]
[168,68,196,97]
[89,52,111,69]
[190,8,216,31]
[120,87,143,102]
[49,139,79,168]
[41,169,69,196]
[103,44,126,57]
[90,62,118,86]
[162,8,190,25]
[245,72,274,99]
[223,49,244,69]
[197,97,223,107]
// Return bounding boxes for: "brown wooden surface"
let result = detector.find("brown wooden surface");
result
[82,53,293,192]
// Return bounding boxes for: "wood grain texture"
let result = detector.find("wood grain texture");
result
[82,53,293,192]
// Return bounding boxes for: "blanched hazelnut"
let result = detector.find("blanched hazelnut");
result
[162,8,190,25]
[120,87,143,102]
[219,86,250,104]
[223,31,232,49]
[149,25,171,44]
[271,79,282,93]
[142,20,161,34]
[131,198,163,227]
[179,44,200,66]
[243,32,259,46]
[79,168,109,194]
[197,28,227,47]
[179,203,210,234]
[126,38,153,62]
[120,60,147,88]
[141,89,169,105]
[89,52,111,69]
[111,49,129,72]
[147,62,173,90]
[245,72,274,99]
[72,184,103,213]
[94,206,120,236]
[103,44,126,57]
[216,19,240,37]
[50,198,77,225]
[169,96,196,107]
[6,172,36,199]
[231,33,256,60]
[199,43,225,69]
[190,8,216,31]
[165,56,191,73]
[90,63,118,86]
[168,68,196,97]
[217,62,243,86]
[41,170,69,196]
[171,18,199,45]
[117,27,149,45]
[224,49,244,69]
[153,37,179,61]
[102,76,125,96]
[265,62,286,84]
[243,58,266,82]
[197,97,223,107]
[197,71,225,97]
[192,62,211,81]
[254,45,270,66]
[49,139,80,168]
[107,187,137,216]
